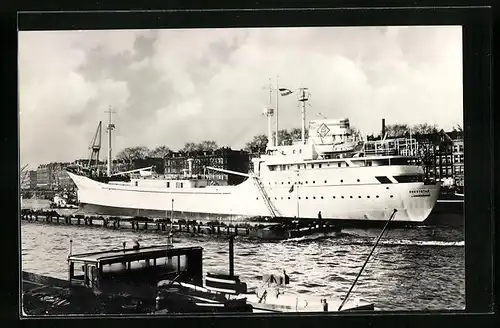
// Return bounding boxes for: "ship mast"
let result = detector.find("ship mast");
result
[105,106,116,177]
[275,75,279,147]
[298,87,309,144]
[263,107,274,149]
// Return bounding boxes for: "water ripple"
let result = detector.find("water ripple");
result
[20,221,465,311]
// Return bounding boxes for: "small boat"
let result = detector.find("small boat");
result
[155,237,375,313]
[243,272,374,312]
[155,276,252,313]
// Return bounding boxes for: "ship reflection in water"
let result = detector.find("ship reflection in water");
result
[21,221,465,312]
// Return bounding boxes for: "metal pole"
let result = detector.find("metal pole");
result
[275,75,279,147]
[229,236,234,276]
[338,209,397,311]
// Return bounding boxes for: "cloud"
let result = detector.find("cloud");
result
[19,26,462,168]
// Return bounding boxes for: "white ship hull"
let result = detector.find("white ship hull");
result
[67,167,440,225]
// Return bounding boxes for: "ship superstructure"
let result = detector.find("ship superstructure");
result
[67,85,440,225]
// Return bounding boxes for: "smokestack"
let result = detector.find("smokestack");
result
[382,119,386,138]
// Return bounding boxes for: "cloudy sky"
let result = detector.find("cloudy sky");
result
[19,26,462,168]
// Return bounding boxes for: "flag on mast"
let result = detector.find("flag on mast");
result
[279,88,293,96]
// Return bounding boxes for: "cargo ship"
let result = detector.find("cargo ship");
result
[67,87,440,227]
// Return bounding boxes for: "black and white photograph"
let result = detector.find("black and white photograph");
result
[19,25,465,315]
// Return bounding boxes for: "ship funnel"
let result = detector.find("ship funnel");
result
[382,118,386,138]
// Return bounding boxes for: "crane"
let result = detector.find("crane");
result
[88,121,102,169]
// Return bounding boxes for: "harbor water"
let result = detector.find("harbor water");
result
[21,217,465,312]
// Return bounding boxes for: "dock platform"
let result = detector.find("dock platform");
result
[20,209,341,240]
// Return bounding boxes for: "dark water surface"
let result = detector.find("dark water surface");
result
[21,220,465,311]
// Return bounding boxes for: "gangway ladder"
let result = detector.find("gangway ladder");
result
[252,176,282,218]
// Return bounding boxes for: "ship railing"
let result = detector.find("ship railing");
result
[361,138,419,157]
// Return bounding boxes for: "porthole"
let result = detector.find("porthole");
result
[313,196,316,199]
[274,197,277,200]
[299,197,301,200]
[324,180,327,183]
[367,196,370,198]
[358,196,361,199]
[288,181,291,184]
[357,179,360,182]
[376,195,379,198]
[281,197,283,200]
[281,182,284,184]
[256,197,259,200]
[340,180,344,183]
[390,195,394,198]
[305,197,309,200]
[313,181,316,184]
[288,197,290,200]
[333,196,336,199]
[305,181,308,184]
[350,196,353,199]
[321,196,324,199]
[341,196,344,199]
[386,187,389,190]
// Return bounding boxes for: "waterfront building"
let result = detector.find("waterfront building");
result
[164,147,250,185]
[452,138,464,187]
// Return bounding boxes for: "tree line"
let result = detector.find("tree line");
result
[116,122,460,161]
[115,141,220,164]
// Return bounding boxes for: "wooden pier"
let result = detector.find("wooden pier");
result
[20,209,253,236]
[20,209,341,240]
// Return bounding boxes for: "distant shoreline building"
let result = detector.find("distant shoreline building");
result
[164,147,250,185]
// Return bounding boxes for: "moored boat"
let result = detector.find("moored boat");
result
[67,86,440,227]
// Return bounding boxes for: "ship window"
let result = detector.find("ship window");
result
[299,149,302,154]
[256,197,258,200]
[312,164,315,169]
[318,164,322,168]
[293,150,296,154]
[180,182,184,188]
[338,163,341,167]
[393,175,424,183]
[166,182,170,188]
[375,176,392,184]
[135,181,138,187]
